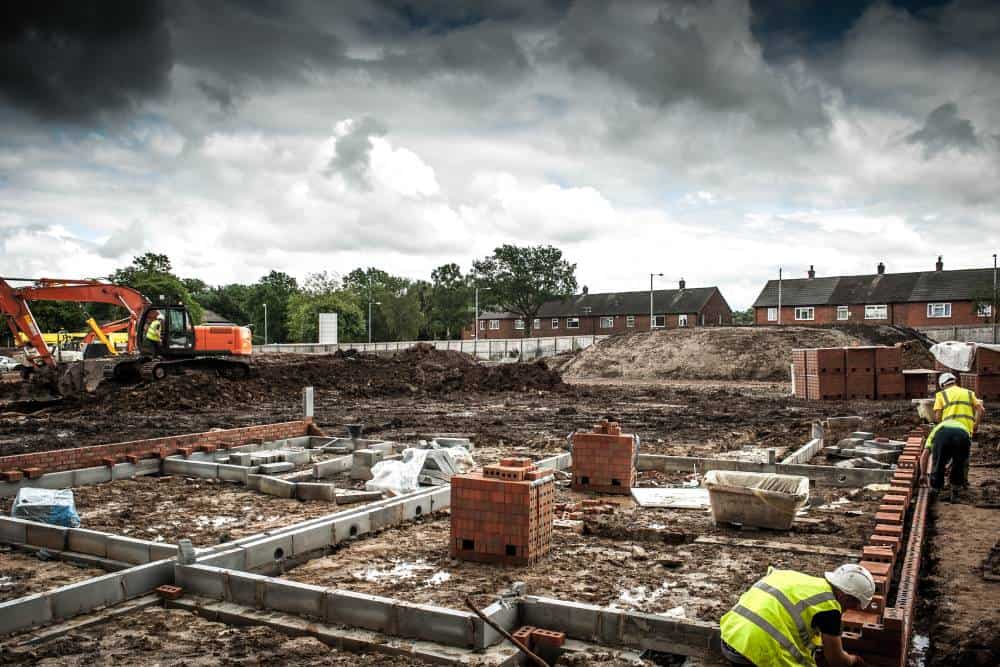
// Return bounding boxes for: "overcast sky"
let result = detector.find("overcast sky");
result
[2,1,999,309]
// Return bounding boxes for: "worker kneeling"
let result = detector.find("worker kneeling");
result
[720,564,875,666]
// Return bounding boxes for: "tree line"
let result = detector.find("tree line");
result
[28,245,579,344]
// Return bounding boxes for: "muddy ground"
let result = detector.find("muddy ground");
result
[0,547,105,602]
[0,347,996,665]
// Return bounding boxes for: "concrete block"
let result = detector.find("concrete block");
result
[36,470,74,488]
[222,570,268,606]
[175,564,225,599]
[326,589,398,633]
[370,504,405,532]
[432,437,473,450]
[296,482,336,502]
[50,572,125,620]
[228,452,254,467]
[198,547,247,571]
[186,460,221,479]
[111,462,138,480]
[265,579,326,618]
[162,457,189,475]
[0,480,21,498]
[67,528,110,557]
[243,535,293,571]
[107,536,153,564]
[333,513,371,543]
[283,449,312,466]
[289,522,333,557]
[149,543,177,561]
[313,454,352,478]
[73,466,112,486]
[26,523,68,551]
[245,474,264,491]
[350,449,385,481]
[258,476,297,498]
[120,560,173,598]
[397,601,475,647]
[0,593,52,635]
[477,600,518,648]
[0,516,31,544]
[258,462,295,474]
[217,463,256,484]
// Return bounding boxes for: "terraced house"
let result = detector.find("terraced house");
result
[752,257,998,328]
[464,281,732,339]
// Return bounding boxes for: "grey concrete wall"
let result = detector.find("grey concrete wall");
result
[781,438,824,465]
[0,458,162,498]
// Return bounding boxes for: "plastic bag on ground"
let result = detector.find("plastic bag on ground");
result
[366,448,429,495]
[10,487,81,528]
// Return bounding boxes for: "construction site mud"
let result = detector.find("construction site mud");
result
[0,346,996,666]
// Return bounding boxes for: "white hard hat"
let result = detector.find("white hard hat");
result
[825,564,876,608]
[939,372,956,387]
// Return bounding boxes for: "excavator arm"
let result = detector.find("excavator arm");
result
[0,278,151,367]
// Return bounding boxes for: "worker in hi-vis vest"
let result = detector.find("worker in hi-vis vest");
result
[145,313,164,353]
[719,564,876,667]
[919,372,985,494]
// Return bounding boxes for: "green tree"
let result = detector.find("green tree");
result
[380,285,425,341]
[286,291,365,343]
[190,283,254,326]
[110,253,204,324]
[29,301,90,333]
[429,263,471,339]
[732,307,754,325]
[472,245,577,336]
[343,268,407,341]
[246,271,298,344]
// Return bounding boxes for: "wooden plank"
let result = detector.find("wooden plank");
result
[694,535,859,559]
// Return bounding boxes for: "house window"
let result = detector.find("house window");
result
[653,315,666,328]
[479,320,485,330]
[927,303,952,319]
[599,316,614,329]
[551,318,559,329]
[794,307,814,321]
[626,315,635,328]
[678,314,689,327]
[864,305,887,320]
[978,304,993,317]
[532,318,541,330]
[837,306,849,321]
[567,317,580,329]
[514,319,525,330]
[767,307,778,322]
[489,319,500,330]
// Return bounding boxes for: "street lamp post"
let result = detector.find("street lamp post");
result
[263,303,268,346]
[993,254,997,343]
[367,276,380,345]
[649,273,663,330]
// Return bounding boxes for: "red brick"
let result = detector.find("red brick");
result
[530,628,566,648]
[155,584,183,600]
[22,467,44,479]
[2,470,23,482]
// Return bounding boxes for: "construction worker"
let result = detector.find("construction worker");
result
[145,313,163,354]
[719,564,876,667]
[919,373,985,494]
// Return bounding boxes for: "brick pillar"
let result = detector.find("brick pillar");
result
[571,420,637,495]
[450,458,554,565]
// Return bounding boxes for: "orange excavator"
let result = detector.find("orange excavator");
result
[0,277,252,397]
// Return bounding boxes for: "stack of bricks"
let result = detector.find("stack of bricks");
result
[959,346,1000,399]
[571,420,637,495]
[840,426,928,667]
[792,346,907,401]
[511,626,566,651]
[449,458,554,565]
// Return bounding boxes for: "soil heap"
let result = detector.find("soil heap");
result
[558,325,930,382]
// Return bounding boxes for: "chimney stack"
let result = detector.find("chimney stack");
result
[877,262,885,275]
[582,285,589,295]
[935,256,943,271]
[807,265,816,279]
[678,278,686,290]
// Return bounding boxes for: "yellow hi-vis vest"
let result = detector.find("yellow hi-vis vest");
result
[146,319,162,343]
[926,419,969,451]
[935,385,977,434]
[720,568,842,667]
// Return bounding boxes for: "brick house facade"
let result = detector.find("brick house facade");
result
[463,282,732,339]
[752,259,997,328]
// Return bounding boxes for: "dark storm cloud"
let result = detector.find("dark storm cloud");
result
[379,22,530,81]
[367,0,572,35]
[906,102,979,157]
[325,116,387,190]
[196,80,239,112]
[0,2,173,121]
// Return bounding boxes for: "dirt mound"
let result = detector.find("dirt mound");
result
[560,326,926,381]
[81,344,564,413]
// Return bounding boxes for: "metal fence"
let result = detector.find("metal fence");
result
[255,335,609,361]
[917,324,999,344]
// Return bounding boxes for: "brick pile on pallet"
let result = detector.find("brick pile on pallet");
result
[449,458,554,565]
[793,346,910,401]
[958,347,1000,399]
[570,420,637,494]
[839,425,929,667]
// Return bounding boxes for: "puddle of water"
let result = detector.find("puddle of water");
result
[909,633,929,666]
[425,571,451,586]
[194,515,239,528]
[357,560,435,582]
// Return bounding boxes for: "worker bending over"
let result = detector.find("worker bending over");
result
[919,372,985,494]
[720,564,876,666]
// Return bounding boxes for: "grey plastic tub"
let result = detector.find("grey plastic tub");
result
[704,470,810,530]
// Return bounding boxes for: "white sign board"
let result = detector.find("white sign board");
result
[318,312,338,344]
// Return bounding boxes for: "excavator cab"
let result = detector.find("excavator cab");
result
[138,305,195,357]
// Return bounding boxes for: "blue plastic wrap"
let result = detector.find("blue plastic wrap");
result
[10,487,81,528]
